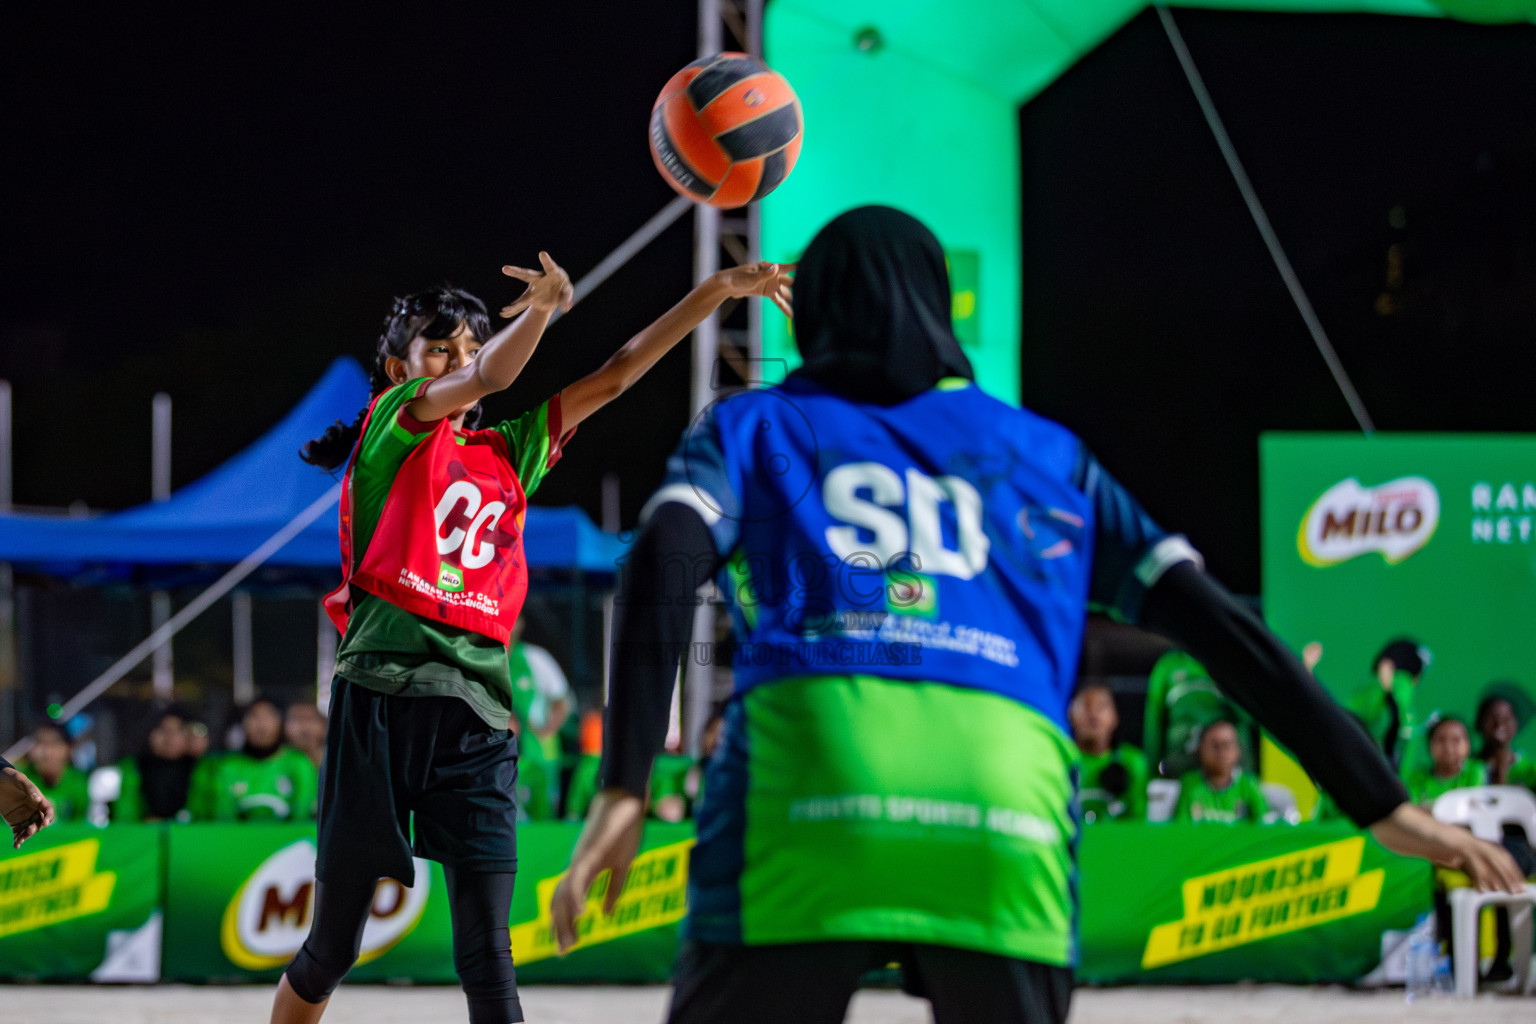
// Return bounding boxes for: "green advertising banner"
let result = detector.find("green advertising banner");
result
[0,823,162,981]
[1260,434,1536,807]
[163,822,692,984]
[3,820,1429,985]
[1078,822,1428,984]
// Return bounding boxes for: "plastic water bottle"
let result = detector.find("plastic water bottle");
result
[1433,948,1455,995]
[1405,924,1437,1003]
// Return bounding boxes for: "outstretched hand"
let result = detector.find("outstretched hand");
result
[712,261,795,318]
[1,766,55,849]
[548,789,646,953]
[1368,802,1528,893]
[500,252,574,318]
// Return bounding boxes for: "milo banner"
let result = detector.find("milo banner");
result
[0,824,162,981]
[162,822,691,984]
[1078,822,1427,983]
[3,821,1426,984]
[1260,434,1536,807]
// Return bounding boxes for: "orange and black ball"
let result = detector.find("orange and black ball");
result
[649,52,803,209]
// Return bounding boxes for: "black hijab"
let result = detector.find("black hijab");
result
[789,205,974,404]
[138,710,195,821]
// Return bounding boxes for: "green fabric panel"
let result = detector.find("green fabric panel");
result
[738,675,1077,964]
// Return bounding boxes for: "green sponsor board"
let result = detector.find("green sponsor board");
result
[1,821,1429,984]
[162,822,691,984]
[0,823,161,980]
[1078,822,1428,983]
[1260,434,1536,806]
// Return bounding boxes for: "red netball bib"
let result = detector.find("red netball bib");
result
[325,398,529,644]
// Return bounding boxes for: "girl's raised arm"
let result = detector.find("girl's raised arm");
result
[557,261,793,431]
[406,253,573,423]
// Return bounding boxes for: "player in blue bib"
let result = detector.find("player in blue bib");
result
[552,206,1524,1024]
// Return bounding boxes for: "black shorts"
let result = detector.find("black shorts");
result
[666,940,1073,1024]
[316,677,519,886]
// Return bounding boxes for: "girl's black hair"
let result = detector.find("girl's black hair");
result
[1425,713,1467,745]
[1475,693,1517,732]
[300,286,493,470]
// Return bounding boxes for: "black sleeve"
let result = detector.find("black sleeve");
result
[598,502,725,797]
[0,756,9,771]
[1139,561,1408,828]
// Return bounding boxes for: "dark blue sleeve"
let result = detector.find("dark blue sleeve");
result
[0,756,9,771]
[1076,448,1203,623]
[638,407,742,558]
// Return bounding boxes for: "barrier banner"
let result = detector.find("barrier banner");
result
[1078,822,1428,983]
[0,821,1430,984]
[0,823,162,981]
[1260,434,1536,809]
[162,822,692,984]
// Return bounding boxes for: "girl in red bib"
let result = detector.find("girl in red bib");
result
[273,253,791,1024]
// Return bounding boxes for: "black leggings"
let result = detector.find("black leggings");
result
[286,867,521,1024]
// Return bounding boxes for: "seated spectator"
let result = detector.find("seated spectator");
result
[509,624,572,822]
[284,700,327,770]
[1070,683,1148,823]
[1144,650,1254,780]
[1475,690,1536,791]
[1342,638,1429,775]
[652,705,727,823]
[1174,720,1268,824]
[197,698,318,822]
[1407,714,1486,808]
[650,749,694,823]
[16,723,90,822]
[113,707,197,823]
[564,709,604,822]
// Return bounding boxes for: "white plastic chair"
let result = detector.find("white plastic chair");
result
[1146,778,1180,823]
[1430,785,1536,997]
[1261,782,1300,825]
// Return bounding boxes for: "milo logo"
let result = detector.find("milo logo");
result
[438,562,464,592]
[220,840,429,970]
[1297,476,1439,567]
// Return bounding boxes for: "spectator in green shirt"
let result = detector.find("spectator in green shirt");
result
[1341,638,1429,776]
[652,702,727,822]
[16,723,90,823]
[200,698,318,822]
[283,701,328,772]
[1475,691,1536,792]
[1408,714,1486,808]
[1070,684,1148,823]
[113,707,197,823]
[1174,720,1268,824]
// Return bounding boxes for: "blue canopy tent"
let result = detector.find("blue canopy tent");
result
[0,357,628,576]
[0,358,625,745]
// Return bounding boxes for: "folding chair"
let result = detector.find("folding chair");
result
[1430,785,1536,997]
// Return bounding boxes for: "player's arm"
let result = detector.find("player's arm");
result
[405,253,574,423]
[550,501,726,950]
[1,761,56,849]
[556,262,793,431]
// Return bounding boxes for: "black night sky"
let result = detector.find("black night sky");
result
[5,5,1534,596]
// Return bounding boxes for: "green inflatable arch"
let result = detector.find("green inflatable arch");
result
[761,0,1535,403]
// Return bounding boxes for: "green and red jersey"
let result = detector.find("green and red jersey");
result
[331,379,572,729]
